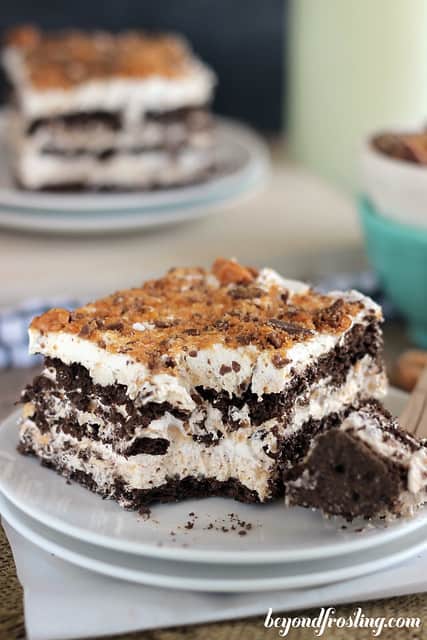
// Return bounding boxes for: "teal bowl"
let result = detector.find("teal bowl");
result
[359,197,427,347]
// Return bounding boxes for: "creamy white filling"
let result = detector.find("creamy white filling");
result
[14,145,214,189]
[3,47,215,122]
[408,452,427,495]
[289,355,386,434]
[20,418,277,500]
[255,268,310,295]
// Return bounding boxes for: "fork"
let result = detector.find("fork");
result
[399,365,427,439]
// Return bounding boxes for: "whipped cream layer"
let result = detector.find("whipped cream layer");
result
[3,47,215,123]
[20,417,276,502]
[28,271,382,411]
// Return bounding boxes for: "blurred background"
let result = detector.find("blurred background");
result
[0,0,285,131]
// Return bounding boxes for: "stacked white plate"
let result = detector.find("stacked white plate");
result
[0,116,269,234]
[1,388,427,593]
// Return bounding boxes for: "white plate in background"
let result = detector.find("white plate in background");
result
[0,116,269,233]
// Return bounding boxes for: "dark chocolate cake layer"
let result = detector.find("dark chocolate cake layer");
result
[284,402,427,520]
[26,106,212,136]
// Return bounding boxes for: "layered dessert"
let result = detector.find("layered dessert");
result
[285,402,427,521]
[19,258,388,510]
[2,26,216,190]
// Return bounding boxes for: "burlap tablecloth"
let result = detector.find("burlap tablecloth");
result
[1,368,426,640]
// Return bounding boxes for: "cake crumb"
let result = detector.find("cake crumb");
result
[201,513,256,535]
[138,505,151,520]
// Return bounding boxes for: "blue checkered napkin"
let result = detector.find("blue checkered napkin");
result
[0,297,82,369]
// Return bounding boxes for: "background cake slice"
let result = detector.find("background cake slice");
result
[2,26,216,190]
[284,402,427,521]
[19,258,386,509]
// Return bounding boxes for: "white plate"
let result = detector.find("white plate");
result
[0,116,269,233]
[1,388,425,565]
[2,493,427,592]
[0,192,261,234]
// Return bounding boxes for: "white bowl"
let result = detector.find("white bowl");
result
[361,134,427,229]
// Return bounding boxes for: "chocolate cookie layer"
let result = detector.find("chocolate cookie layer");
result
[284,402,427,520]
[26,106,211,136]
